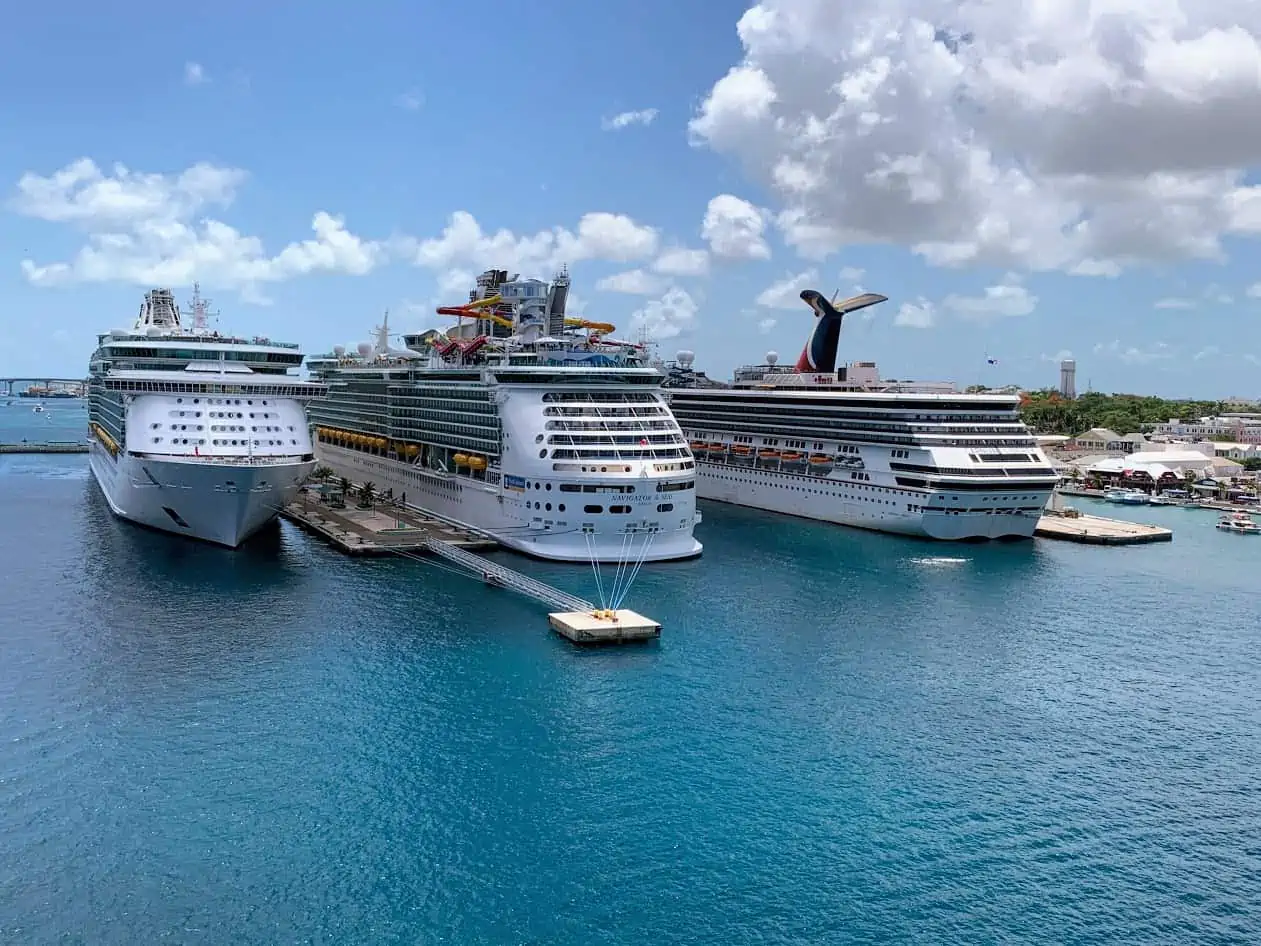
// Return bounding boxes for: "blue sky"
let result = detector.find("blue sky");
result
[3,0,1261,399]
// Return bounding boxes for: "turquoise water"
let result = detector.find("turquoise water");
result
[2,401,1260,944]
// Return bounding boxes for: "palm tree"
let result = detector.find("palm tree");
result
[358,481,377,509]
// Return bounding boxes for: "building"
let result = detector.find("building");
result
[1059,359,1076,399]
[1070,427,1129,452]
[1153,416,1261,443]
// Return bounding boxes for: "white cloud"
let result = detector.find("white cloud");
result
[1043,349,1074,363]
[595,268,666,295]
[1154,297,1197,309]
[395,89,424,111]
[1094,339,1174,364]
[184,62,207,86]
[757,317,777,333]
[691,1,1261,275]
[601,108,658,131]
[1194,345,1221,360]
[13,159,384,299]
[756,269,816,308]
[702,194,771,260]
[838,266,864,281]
[944,279,1037,319]
[1247,283,1261,298]
[627,288,698,340]
[410,210,659,274]
[652,246,710,276]
[895,298,935,328]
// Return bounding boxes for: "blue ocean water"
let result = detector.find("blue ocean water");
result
[2,401,1260,944]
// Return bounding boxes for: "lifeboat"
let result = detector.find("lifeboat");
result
[406,444,420,458]
[733,445,752,456]
[758,449,779,459]
[453,452,470,466]
[466,455,487,471]
[374,437,387,449]
[781,451,804,463]
[708,442,727,452]
[808,454,832,465]
[688,440,706,452]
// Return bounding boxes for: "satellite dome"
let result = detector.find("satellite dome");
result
[676,349,695,367]
[766,351,779,365]
[356,342,372,357]
[333,344,346,357]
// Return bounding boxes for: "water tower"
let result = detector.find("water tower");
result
[1060,359,1077,399]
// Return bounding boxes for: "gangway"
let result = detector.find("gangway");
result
[423,538,595,612]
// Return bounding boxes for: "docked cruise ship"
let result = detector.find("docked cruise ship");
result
[662,289,1059,540]
[306,268,702,562]
[88,287,324,547]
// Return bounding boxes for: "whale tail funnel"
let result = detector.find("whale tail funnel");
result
[794,290,888,372]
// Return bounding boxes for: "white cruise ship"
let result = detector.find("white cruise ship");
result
[306,268,702,562]
[88,286,324,547]
[662,289,1059,540]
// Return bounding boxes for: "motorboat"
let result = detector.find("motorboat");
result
[1216,512,1260,534]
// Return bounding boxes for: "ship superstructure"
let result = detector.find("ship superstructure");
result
[662,290,1058,540]
[306,268,702,562]
[87,285,324,547]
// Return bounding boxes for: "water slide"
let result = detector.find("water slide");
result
[436,293,616,334]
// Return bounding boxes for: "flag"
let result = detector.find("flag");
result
[639,437,648,446]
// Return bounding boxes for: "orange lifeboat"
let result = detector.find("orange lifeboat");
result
[733,445,752,456]
[708,442,727,452]
[781,451,804,463]
[808,453,832,465]
[688,440,706,452]
[758,448,779,459]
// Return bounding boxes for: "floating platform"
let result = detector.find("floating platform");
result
[0,442,88,454]
[548,609,662,644]
[1035,512,1172,545]
[281,491,497,556]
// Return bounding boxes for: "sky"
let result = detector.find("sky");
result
[4,0,1261,399]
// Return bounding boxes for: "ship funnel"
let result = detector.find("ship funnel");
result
[794,290,888,373]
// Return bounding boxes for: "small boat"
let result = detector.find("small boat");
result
[757,448,780,460]
[780,451,804,463]
[1149,495,1176,506]
[1119,490,1150,505]
[32,404,45,414]
[732,445,752,456]
[1216,512,1260,534]
[808,453,832,466]
[1103,488,1128,503]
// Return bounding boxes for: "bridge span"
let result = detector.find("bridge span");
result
[0,378,87,397]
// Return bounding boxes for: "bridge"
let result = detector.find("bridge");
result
[0,378,87,397]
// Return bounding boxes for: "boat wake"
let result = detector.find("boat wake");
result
[909,556,969,567]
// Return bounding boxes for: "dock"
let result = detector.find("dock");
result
[281,491,496,555]
[283,488,660,643]
[1035,511,1173,545]
[0,442,88,454]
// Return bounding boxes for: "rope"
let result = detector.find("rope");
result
[613,531,656,611]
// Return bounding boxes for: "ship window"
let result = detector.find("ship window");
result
[657,503,674,512]
[539,449,547,458]
[545,503,552,511]
[558,504,565,512]
[584,505,603,514]
[545,483,551,491]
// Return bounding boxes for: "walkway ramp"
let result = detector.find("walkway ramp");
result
[423,538,595,612]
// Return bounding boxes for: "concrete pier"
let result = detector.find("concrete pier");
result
[1036,512,1172,545]
[548,609,662,644]
[0,442,88,454]
[281,490,496,555]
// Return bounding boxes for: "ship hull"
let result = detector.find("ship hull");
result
[694,460,1049,540]
[316,443,703,562]
[89,440,313,548]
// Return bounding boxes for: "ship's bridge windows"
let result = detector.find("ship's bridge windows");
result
[584,505,603,514]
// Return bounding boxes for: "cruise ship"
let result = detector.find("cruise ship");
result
[87,286,324,547]
[662,289,1059,540]
[306,268,702,562]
